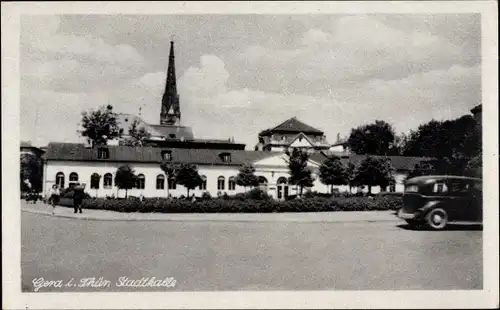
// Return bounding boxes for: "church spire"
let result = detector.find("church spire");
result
[160,41,181,125]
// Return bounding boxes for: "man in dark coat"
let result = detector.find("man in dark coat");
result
[73,183,85,214]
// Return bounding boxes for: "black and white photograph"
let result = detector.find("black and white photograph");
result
[2,1,498,309]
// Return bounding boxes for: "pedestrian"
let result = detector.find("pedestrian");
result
[48,184,60,215]
[72,183,85,214]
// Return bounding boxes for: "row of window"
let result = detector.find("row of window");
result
[54,172,270,191]
[97,148,233,164]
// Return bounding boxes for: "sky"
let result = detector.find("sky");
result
[20,14,481,149]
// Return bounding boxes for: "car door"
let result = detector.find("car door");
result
[447,180,470,221]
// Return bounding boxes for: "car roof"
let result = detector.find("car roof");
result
[406,175,482,184]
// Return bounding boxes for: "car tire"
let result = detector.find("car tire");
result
[425,208,448,230]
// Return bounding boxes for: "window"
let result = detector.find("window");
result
[98,147,109,159]
[258,176,268,185]
[90,173,100,189]
[103,173,113,189]
[161,150,172,161]
[199,175,207,190]
[389,184,396,192]
[156,174,165,190]
[217,176,225,190]
[55,172,65,188]
[405,185,419,193]
[69,172,79,182]
[219,153,231,163]
[136,174,145,189]
[277,177,288,185]
[432,183,448,193]
[228,177,236,191]
[168,178,177,190]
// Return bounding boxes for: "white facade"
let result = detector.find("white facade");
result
[44,153,408,199]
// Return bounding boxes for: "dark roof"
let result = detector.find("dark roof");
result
[308,152,430,171]
[116,113,195,141]
[260,117,324,135]
[470,104,482,114]
[45,142,274,166]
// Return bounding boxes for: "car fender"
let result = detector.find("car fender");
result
[419,201,442,214]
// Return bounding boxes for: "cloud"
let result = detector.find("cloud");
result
[236,15,473,96]
[21,15,146,92]
[19,15,481,150]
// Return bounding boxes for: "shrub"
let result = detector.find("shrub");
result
[78,195,403,213]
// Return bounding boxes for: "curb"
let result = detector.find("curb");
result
[22,208,401,223]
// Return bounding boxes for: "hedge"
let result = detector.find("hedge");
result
[64,195,403,213]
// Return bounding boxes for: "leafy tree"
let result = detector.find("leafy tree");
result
[79,105,123,146]
[347,120,396,155]
[235,164,259,191]
[403,115,481,168]
[407,161,436,179]
[160,161,180,197]
[319,155,348,194]
[114,165,137,198]
[345,162,357,193]
[123,119,151,146]
[175,163,202,197]
[465,152,482,178]
[286,148,315,197]
[20,153,43,193]
[353,156,394,194]
[388,133,408,156]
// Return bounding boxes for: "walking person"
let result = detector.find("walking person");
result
[48,184,60,215]
[72,183,85,214]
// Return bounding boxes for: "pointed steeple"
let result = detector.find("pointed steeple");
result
[160,41,181,125]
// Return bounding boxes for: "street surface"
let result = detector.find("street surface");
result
[21,208,482,292]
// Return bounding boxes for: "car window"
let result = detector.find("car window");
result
[432,182,448,193]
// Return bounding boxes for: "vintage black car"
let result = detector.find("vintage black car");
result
[397,175,482,229]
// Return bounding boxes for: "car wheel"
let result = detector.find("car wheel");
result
[425,208,448,230]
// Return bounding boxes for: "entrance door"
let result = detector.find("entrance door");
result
[277,177,289,200]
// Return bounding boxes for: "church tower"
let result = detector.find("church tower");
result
[160,41,181,126]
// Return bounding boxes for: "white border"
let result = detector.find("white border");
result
[2,1,498,309]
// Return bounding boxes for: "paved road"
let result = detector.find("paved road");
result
[21,212,482,292]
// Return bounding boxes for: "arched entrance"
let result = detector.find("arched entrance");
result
[277,177,289,200]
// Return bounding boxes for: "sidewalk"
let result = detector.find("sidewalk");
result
[21,201,401,223]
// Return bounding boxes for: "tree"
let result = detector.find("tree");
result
[407,161,436,179]
[319,155,348,194]
[175,163,202,197]
[235,164,259,191]
[353,156,394,194]
[79,105,123,146]
[90,173,101,197]
[347,120,396,155]
[286,148,315,197]
[160,161,180,197]
[465,152,482,178]
[20,153,43,193]
[345,162,357,193]
[123,119,151,146]
[114,165,136,198]
[403,115,481,173]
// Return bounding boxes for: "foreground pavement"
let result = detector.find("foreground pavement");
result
[21,205,482,292]
[22,201,399,223]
